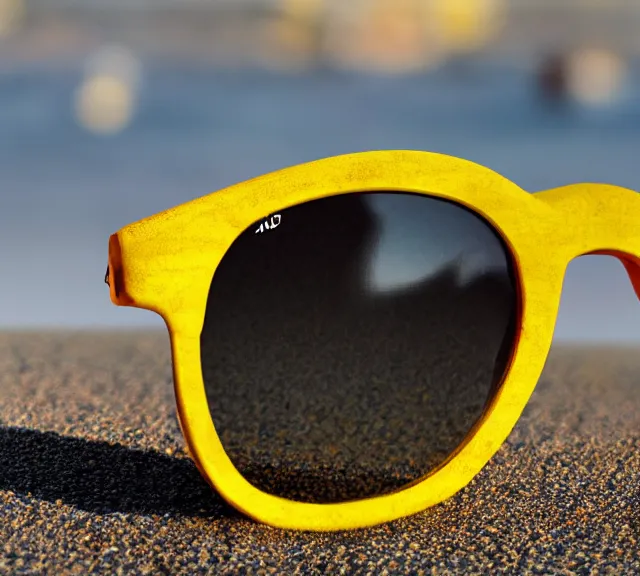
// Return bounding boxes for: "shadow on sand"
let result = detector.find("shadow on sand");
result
[0,426,235,518]
[0,426,421,518]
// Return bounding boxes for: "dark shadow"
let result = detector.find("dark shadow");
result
[0,427,237,518]
[0,426,427,513]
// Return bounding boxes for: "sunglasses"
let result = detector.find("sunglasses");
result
[105,150,640,532]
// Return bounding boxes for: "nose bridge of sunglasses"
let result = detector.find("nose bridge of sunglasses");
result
[621,257,640,300]
[535,183,640,299]
[535,183,640,247]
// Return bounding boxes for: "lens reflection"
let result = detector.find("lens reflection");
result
[200,191,518,503]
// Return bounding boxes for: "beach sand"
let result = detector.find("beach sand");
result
[0,331,638,574]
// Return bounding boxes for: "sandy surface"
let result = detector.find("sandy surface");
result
[0,331,638,575]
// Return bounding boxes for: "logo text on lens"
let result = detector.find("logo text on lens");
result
[255,214,282,234]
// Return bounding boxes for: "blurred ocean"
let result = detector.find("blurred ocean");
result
[1,58,640,340]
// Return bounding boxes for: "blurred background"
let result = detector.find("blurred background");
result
[1,0,639,342]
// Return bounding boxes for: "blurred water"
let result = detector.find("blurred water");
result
[1,58,640,340]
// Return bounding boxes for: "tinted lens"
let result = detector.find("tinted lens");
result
[200,192,518,504]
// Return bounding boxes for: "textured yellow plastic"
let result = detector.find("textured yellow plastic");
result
[106,150,640,531]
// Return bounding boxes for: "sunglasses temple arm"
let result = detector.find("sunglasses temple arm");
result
[620,256,640,301]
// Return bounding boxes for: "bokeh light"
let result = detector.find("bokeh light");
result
[260,17,318,71]
[566,48,628,108]
[317,0,507,74]
[74,44,142,135]
[0,0,24,38]
[323,0,445,74]
[257,0,325,71]
[75,74,136,135]
[279,0,324,21]
[430,0,507,54]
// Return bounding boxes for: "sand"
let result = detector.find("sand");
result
[0,331,638,575]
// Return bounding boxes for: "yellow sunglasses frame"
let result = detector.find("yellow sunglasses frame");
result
[106,150,640,532]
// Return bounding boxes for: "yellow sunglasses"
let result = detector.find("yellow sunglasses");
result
[105,150,640,532]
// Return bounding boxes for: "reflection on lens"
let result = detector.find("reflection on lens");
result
[200,191,518,504]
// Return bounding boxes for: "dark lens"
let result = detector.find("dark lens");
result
[200,191,518,504]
